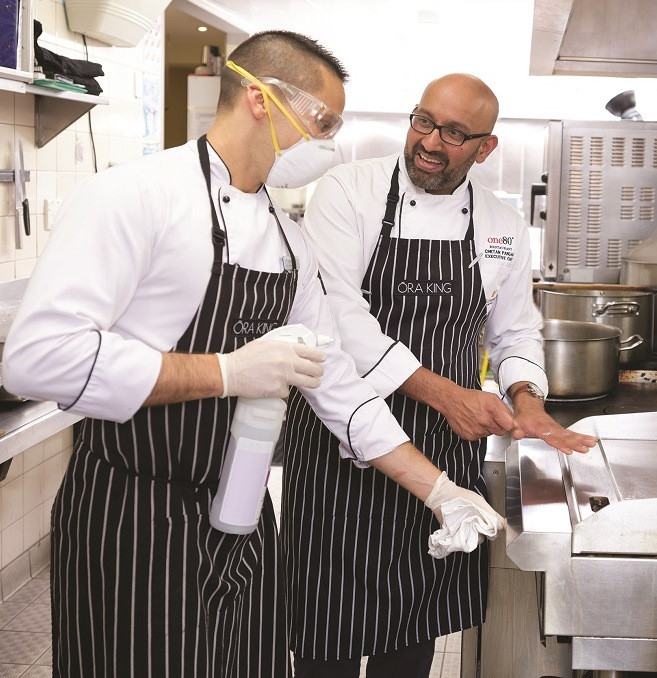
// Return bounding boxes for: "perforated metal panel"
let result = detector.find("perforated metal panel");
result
[541,121,657,282]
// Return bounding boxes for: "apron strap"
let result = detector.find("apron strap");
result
[381,160,401,238]
[197,135,226,253]
[264,187,298,271]
[464,181,475,241]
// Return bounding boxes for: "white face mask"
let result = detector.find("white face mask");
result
[266,138,337,189]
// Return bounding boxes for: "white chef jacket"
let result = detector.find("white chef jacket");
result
[303,153,548,399]
[2,141,409,463]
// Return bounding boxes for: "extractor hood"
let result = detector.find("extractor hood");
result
[530,0,657,77]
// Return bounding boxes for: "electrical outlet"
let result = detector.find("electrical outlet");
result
[44,198,62,230]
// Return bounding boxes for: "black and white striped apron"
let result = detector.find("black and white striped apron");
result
[282,161,489,659]
[51,136,295,678]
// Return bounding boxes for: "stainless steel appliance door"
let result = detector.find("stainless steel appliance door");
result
[538,120,657,284]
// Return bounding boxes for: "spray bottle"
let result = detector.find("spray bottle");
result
[210,324,332,534]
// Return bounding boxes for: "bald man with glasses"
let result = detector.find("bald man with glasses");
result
[282,73,596,678]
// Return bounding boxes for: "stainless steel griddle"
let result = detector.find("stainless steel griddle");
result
[505,412,657,673]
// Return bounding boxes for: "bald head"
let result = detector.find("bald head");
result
[404,73,499,194]
[419,73,499,133]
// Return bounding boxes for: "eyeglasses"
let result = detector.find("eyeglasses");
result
[409,114,491,147]
[245,76,343,140]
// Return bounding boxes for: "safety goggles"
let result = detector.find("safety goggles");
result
[256,77,343,140]
[226,61,343,143]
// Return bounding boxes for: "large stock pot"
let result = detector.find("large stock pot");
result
[620,235,657,288]
[535,283,653,366]
[541,319,641,399]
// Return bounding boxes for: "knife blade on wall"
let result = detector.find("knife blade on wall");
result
[14,140,30,249]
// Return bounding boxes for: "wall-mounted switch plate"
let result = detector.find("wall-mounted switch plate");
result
[44,198,62,230]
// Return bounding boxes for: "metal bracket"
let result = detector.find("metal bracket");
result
[0,170,31,183]
[34,95,95,148]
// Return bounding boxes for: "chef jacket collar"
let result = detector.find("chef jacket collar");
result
[205,139,268,196]
[398,154,470,205]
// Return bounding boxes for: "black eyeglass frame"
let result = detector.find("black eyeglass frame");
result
[409,113,492,147]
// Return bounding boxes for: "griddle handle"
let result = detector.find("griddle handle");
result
[530,182,546,225]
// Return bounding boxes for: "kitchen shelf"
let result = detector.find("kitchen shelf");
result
[27,84,109,148]
[0,71,31,92]
[0,0,109,147]
[0,75,109,148]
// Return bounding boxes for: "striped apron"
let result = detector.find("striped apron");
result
[282,161,489,660]
[50,136,295,678]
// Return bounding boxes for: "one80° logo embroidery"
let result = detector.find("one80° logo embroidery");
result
[485,235,515,262]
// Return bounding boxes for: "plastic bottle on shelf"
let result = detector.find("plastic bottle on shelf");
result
[209,324,332,534]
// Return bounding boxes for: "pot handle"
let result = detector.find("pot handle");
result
[619,334,644,351]
[592,301,640,316]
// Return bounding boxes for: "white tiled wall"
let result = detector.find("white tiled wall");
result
[0,0,165,595]
[0,0,165,281]
[0,427,74,599]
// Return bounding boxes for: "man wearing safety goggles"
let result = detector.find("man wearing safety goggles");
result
[3,30,504,678]
[223,60,344,190]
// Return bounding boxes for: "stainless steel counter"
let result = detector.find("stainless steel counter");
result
[464,380,657,678]
[506,412,657,672]
[545,379,657,427]
[0,400,81,464]
[465,432,573,678]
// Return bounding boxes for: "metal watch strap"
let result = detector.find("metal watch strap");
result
[515,382,545,401]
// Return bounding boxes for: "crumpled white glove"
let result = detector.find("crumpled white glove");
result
[424,471,504,532]
[427,499,499,559]
[217,340,325,399]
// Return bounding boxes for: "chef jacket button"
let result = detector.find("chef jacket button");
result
[461,207,468,214]
[222,195,230,203]
[410,199,416,206]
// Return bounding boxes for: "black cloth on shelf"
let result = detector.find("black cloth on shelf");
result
[33,20,104,95]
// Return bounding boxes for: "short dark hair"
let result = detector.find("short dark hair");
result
[218,30,348,111]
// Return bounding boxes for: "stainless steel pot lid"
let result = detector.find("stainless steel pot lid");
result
[534,282,655,297]
[541,318,622,341]
[622,234,657,264]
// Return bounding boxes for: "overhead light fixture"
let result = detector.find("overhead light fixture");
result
[198,25,208,32]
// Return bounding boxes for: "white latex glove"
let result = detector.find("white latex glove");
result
[424,471,504,530]
[217,340,325,399]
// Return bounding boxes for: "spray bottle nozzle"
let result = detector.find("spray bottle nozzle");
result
[260,324,333,348]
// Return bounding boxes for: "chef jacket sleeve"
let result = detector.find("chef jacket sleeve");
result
[2,169,163,422]
[286,230,410,463]
[303,172,421,398]
[484,219,548,399]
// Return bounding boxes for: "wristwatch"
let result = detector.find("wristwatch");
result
[513,382,545,402]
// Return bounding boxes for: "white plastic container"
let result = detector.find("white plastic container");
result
[209,324,332,534]
[209,397,286,534]
[64,0,172,47]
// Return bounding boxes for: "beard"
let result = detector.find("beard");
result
[403,139,479,193]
